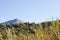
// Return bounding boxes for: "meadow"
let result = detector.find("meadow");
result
[0,19,60,40]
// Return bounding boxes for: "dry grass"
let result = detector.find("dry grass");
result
[0,19,60,40]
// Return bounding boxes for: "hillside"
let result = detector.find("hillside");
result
[0,19,60,40]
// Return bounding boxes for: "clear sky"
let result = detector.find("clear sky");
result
[0,0,60,23]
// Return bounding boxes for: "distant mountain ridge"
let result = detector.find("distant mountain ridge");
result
[1,18,24,24]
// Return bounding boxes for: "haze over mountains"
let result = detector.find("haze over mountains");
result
[1,18,25,24]
[1,18,60,25]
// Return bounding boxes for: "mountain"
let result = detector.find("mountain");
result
[1,18,25,24]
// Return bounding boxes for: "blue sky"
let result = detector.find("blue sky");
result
[0,0,60,23]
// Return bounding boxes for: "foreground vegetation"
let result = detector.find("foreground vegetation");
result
[0,19,60,40]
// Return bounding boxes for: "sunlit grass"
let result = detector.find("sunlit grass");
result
[0,19,60,40]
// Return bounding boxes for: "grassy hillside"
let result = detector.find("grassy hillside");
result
[0,19,60,40]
